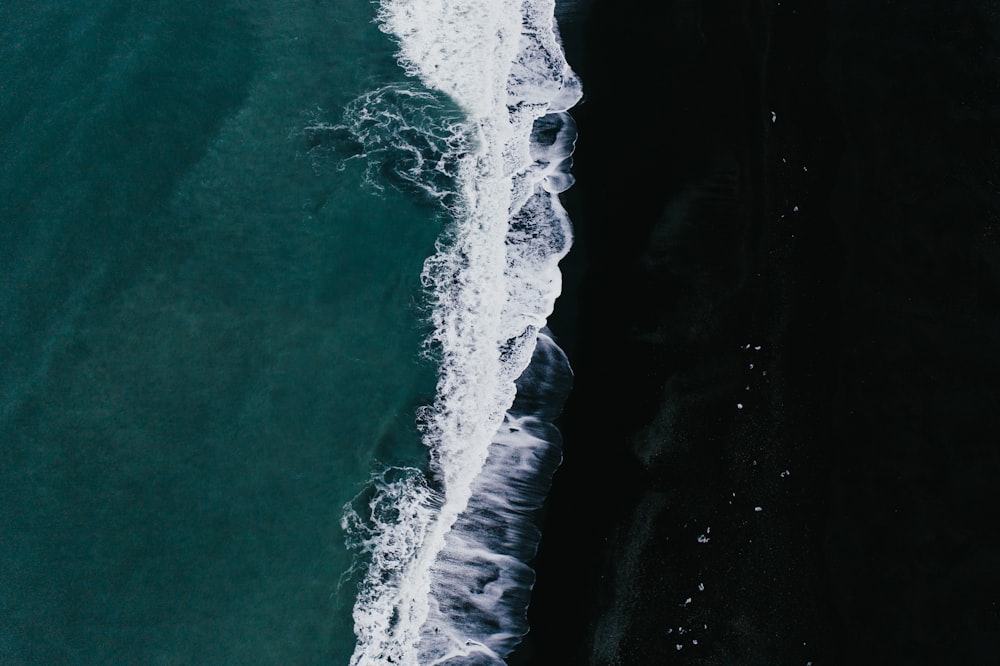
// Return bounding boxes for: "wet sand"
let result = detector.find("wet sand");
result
[515,1,1000,664]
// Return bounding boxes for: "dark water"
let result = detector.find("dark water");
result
[1,2,441,662]
[3,0,587,662]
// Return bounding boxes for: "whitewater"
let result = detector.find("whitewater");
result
[340,0,581,663]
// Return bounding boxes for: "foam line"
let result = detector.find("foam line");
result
[343,1,581,663]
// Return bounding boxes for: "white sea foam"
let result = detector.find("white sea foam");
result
[342,0,581,663]
[415,333,570,664]
[306,84,470,207]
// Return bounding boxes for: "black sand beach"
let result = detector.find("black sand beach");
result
[513,1,1000,664]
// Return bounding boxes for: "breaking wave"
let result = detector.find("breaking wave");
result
[341,0,581,663]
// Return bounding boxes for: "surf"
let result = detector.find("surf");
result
[341,0,581,663]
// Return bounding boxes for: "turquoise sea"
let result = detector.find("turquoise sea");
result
[2,1,442,662]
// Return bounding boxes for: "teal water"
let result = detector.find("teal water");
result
[1,1,440,663]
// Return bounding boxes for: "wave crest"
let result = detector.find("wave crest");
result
[343,0,581,663]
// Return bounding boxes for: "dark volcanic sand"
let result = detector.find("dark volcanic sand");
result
[512,1,1000,664]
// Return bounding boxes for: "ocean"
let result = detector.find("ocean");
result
[9,1,998,664]
[2,0,578,664]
